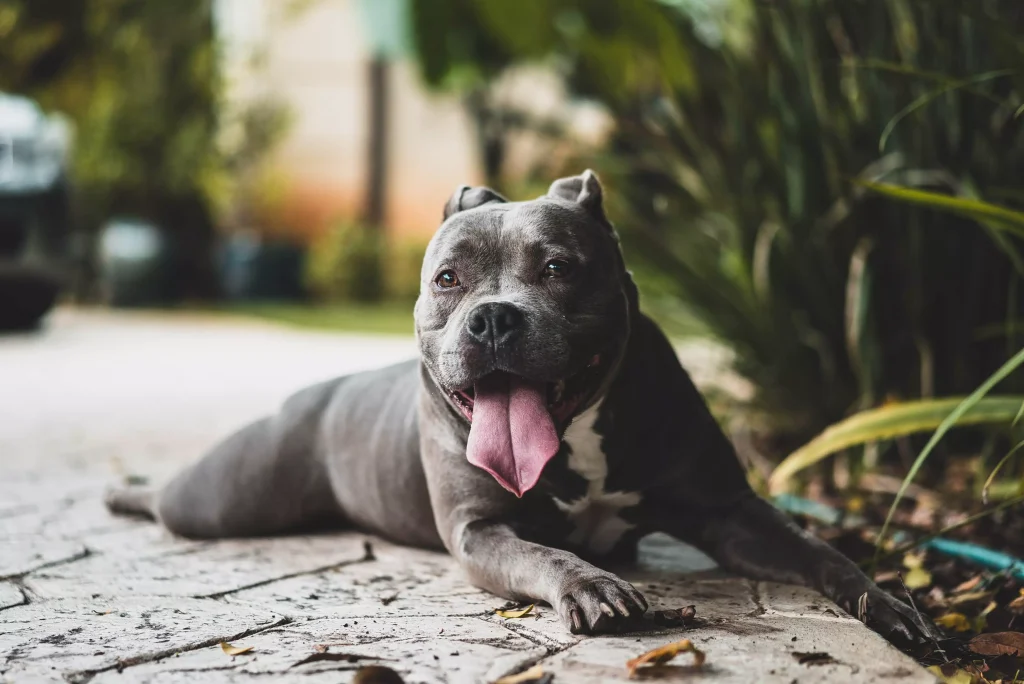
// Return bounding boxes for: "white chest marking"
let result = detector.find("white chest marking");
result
[553,402,642,554]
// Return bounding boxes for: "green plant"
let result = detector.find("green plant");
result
[306,222,386,303]
[769,394,1024,493]
[413,0,1024,458]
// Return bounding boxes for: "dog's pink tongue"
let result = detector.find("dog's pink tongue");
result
[466,372,560,497]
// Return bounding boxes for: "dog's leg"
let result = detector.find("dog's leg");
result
[659,494,942,648]
[106,380,344,539]
[455,520,647,634]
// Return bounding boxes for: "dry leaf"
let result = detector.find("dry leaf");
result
[902,553,932,590]
[946,591,992,608]
[934,613,971,632]
[968,631,1024,657]
[493,665,549,684]
[1009,589,1024,614]
[626,639,705,678]
[927,664,976,684]
[220,641,254,656]
[952,575,983,594]
[495,604,534,619]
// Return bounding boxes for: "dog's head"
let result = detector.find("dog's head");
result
[415,170,637,497]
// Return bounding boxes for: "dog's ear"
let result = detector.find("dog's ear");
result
[443,185,508,221]
[546,169,607,223]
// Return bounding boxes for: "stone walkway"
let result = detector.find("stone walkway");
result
[0,309,932,683]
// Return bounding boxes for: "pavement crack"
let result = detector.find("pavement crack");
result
[62,615,293,683]
[0,545,94,582]
[197,550,376,600]
[480,615,572,656]
[0,581,29,613]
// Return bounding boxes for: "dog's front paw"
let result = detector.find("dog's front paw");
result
[854,586,942,650]
[556,571,648,634]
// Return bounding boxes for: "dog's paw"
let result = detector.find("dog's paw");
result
[855,587,942,650]
[556,571,648,634]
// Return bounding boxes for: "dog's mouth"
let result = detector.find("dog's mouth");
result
[445,354,603,426]
[444,355,604,499]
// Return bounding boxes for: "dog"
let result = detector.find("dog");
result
[107,171,938,647]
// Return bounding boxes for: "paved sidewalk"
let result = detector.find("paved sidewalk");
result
[0,309,932,683]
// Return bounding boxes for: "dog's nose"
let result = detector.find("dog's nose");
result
[467,302,524,347]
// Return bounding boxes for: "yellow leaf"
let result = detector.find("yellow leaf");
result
[626,639,705,679]
[926,664,975,684]
[495,604,534,619]
[768,396,1024,493]
[903,552,925,569]
[494,665,546,684]
[902,553,932,589]
[975,600,998,633]
[934,613,971,632]
[1009,589,1024,614]
[220,641,254,656]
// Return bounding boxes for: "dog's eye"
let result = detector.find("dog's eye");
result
[543,260,572,279]
[435,270,460,288]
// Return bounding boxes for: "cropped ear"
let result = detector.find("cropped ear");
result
[546,169,606,222]
[443,185,508,221]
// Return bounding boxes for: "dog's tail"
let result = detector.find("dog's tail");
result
[104,486,158,521]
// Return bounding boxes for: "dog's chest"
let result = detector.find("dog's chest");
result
[550,403,642,555]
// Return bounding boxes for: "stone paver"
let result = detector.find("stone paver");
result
[0,309,932,683]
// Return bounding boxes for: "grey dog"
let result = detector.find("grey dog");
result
[107,171,938,647]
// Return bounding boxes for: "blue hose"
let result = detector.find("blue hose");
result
[772,494,1024,579]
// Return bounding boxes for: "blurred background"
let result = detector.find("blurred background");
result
[5,0,1024,644]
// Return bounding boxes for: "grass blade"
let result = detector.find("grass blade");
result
[874,347,1024,563]
[768,396,1024,493]
[858,182,1024,238]
[878,69,1014,152]
[982,439,1024,504]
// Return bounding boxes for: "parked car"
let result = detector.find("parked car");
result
[0,92,73,330]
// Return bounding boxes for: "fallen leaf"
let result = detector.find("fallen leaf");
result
[927,664,976,684]
[219,641,254,656]
[934,613,971,632]
[1009,589,1024,614]
[902,553,932,590]
[974,601,998,633]
[494,665,551,684]
[626,639,705,678]
[952,575,983,594]
[495,604,534,619]
[968,631,1024,657]
[793,651,837,666]
[946,591,992,608]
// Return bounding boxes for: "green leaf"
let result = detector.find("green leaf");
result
[768,395,1024,492]
[875,347,1024,561]
[858,182,1024,239]
[878,69,1014,152]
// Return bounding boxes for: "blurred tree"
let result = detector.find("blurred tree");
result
[412,0,1024,456]
[0,0,225,299]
